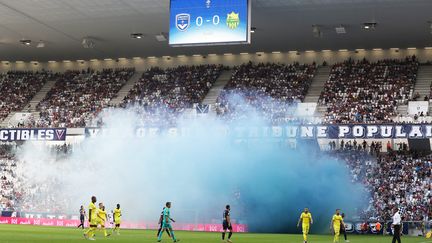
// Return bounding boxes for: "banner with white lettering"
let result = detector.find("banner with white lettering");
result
[0,128,66,141]
[85,124,432,139]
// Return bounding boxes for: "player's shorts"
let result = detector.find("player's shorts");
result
[162,223,173,230]
[334,225,340,235]
[97,219,106,227]
[90,218,98,226]
[223,221,232,231]
[302,224,310,234]
[114,219,121,225]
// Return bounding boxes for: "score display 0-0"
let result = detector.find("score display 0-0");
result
[169,0,251,46]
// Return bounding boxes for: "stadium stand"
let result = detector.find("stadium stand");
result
[0,58,426,128]
[33,68,134,128]
[0,71,55,122]
[319,56,419,124]
[1,141,430,222]
[0,145,16,211]
[3,0,432,240]
[122,65,223,126]
[0,145,71,213]
[330,148,431,222]
[215,62,317,124]
[0,60,430,221]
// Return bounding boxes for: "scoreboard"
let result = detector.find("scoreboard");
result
[169,0,251,46]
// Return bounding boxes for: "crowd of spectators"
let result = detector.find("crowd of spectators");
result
[330,147,431,222]
[320,56,419,124]
[0,71,55,121]
[17,177,68,214]
[0,144,70,213]
[122,65,223,126]
[1,61,432,224]
[34,68,134,128]
[216,62,316,124]
[328,139,384,156]
[371,153,431,221]
[0,58,427,127]
[2,141,430,223]
[0,145,17,211]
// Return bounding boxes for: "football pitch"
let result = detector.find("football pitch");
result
[0,225,430,243]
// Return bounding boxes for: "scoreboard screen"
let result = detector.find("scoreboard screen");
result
[169,0,251,46]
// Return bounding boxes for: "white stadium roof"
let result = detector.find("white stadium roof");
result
[0,0,431,61]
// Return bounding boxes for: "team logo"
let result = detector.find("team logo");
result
[226,12,240,29]
[176,13,190,31]
[196,104,210,114]
[55,129,65,139]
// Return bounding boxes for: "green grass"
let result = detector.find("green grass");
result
[0,225,429,243]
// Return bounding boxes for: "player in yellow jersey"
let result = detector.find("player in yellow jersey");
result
[97,203,110,237]
[426,230,432,239]
[83,196,98,240]
[297,208,313,243]
[113,204,122,235]
[331,209,344,243]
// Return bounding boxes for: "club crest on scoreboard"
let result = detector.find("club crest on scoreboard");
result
[226,12,240,30]
[176,13,191,31]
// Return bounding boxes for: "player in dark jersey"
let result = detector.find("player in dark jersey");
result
[157,207,172,237]
[222,205,233,243]
[340,213,349,242]
[77,205,86,229]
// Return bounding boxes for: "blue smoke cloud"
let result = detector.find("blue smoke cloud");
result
[17,99,369,233]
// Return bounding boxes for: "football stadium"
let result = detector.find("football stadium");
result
[0,0,432,243]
